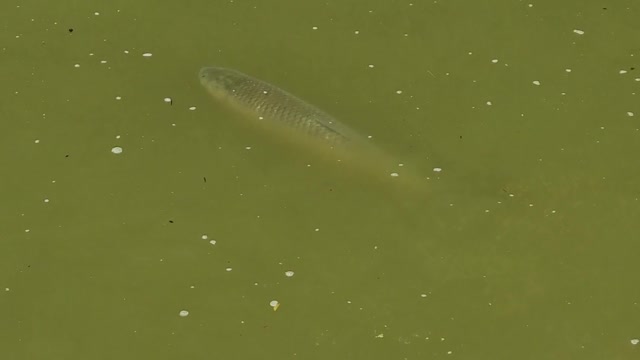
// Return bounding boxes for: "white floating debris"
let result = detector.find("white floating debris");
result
[375,333,384,338]
[396,90,403,94]
[209,240,216,245]
[565,68,572,73]
[270,300,280,311]
[312,26,318,30]
[486,101,493,106]
[368,64,374,68]
[420,293,428,298]
[635,78,640,82]
[433,167,442,172]
[94,12,100,16]
[111,146,123,154]
[34,139,40,144]
[115,96,121,100]
[631,338,639,345]
[628,112,635,117]
[390,172,399,177]
[354,30,360,34]
[573,29,585,35]
[491,59,499,64]
[532,80,541,86]
[245,146,252,150]
[620,70,628,74]
[163,97,172,104]
[188,106,196,111]
[74,64,80,68]
[142,53,153,57]
[43,198,49,203]
[179,310,189,317]
[225,267,232,272]
[201,234,208,240]
[285,271,295,277]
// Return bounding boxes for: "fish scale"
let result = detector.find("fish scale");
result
[198,67,360,148]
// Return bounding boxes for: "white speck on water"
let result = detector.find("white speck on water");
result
[491,59,499,64]
[573,29,585,35]
[285,271,294,277]
[100,60,107,64]
[628,112,635,117]
[375,334,384,338]
[528,3,533,7]
[270,300,279,308]
[111,146,123,154]
[142,52,153,57]
[314,228,320,232]
[420,293,428,298]
[354,30,360,34]
[532,80,541,85]
[74,64,80,68]
[390,172,399,177]
[25,229,30,233]
[631,338,639,345]
[486,101,493,106]
[433,167,442,172]
[225,267,232,272]
[368,64,374,68]
[635,78,640,82]
[179,310,189,317]
[94,12,100,16]
[209,240,216,245]
[312,26,318,30]
[115,96,121,100]
[34,139,40,144]
[396,90,403,94]
[620,70,628,74]
[201,234,208,240]
[245,146,252,150]
[115,135,121,139]
[565,68,572,73]
[123,50,129,54]
[163,97,172,104]
[189,106,196,110]
[44,198,49,203]
[5,288,9,292]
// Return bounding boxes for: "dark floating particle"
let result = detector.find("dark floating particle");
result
[203,177,207,183]
[169,220,174,224]
[68,28,74,33]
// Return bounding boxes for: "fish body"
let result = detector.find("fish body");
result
[198,67,364,150]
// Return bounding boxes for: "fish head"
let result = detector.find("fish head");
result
[199,67,241,99]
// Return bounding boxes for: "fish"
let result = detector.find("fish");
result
[198,66,430,193]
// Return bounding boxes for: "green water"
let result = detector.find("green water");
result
[1,1,639,359]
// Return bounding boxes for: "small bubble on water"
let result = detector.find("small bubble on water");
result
[179,310,189,317]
